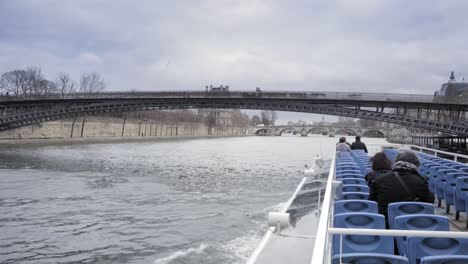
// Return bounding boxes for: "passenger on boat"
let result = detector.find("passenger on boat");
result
[336,137,351,152]
[365,152,392,186]
[369,150,435,226]
[351,136,368,153]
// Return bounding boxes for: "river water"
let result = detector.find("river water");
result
[0,135,388,264]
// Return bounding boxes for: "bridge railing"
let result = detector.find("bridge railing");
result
[0,90,467,105]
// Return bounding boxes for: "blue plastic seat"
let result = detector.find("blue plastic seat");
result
[334,200,378,215]
[420,161,436,177]
[340,178,367,186]
[393,214,449,256]
[333,213,392,255]
[435,169,459,206]
[453,177,468,220]
[444,172,468,214]
[407,237,468,264]
[421,255,468,264]
[387,202,435,229]
[341,192,369,200]
[337,165,361,170]
[337,174,364,180]
[332,253,408,264]
[342,184,369,193]
[337,169,363,175]
[429,166,451,193]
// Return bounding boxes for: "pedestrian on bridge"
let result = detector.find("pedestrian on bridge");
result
[351,136,368,153]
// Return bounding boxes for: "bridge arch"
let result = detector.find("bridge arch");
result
[0,92,466,137]
[278,127,300,136]
[362,129,385,138]
[255,128,273,136]
[335,128,358,136]
[305,127,329,136]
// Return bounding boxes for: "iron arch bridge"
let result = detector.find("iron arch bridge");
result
[0,90,467,136]
[255,126,385,138]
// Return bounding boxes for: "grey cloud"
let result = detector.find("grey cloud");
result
[1,0,468,95]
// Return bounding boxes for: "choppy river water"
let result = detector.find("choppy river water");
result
[0,135,388,264]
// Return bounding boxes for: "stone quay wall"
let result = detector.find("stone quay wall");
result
[0,118,254,140]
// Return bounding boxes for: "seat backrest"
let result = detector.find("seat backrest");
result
[407,237,468,264]
[334,200,378,214]
[336,165,361,172]
[437,169,460,180]
[337,174,364,179]
[446,173,468,186]
[342,184,369,193]
[341,192,369,200]
[340,178,367,186]
[387,202,434,229]
[394,214,450,256]
[332,253,409,264]
[420,255,468,264]
[455,177,468,197]
[333,213,392,255]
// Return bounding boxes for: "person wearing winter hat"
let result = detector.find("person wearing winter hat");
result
[369,150,435,227]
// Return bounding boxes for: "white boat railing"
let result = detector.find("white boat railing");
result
[410,144,468,162]
[245,176,309,264]
[310,148,468,264]
[310,152,336,264]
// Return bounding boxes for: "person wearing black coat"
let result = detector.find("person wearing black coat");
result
[369,150,435,224]
[351,136,368,153]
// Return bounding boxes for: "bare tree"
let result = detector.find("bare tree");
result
[0,70,29,96]
[0,67,58,97]
[204,113,217,128]
[250,114,261,126]
[231,110,250,127]
[55,72,76,96]
[260,110,278,126]
[80,72,106,93]
[26,67,44,96]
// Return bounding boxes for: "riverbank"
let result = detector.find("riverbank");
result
[0,119,255,147]
[0,134,253,147]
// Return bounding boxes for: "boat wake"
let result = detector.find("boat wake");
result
[152,232,263,264]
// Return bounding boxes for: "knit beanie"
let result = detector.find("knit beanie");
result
[395,150,421,167]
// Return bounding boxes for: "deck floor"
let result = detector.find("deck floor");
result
[433,200,467,231]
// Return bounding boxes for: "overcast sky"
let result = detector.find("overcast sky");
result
[1,0,468,123]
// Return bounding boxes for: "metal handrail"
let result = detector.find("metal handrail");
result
[310,151,336,264]
[410,144,468,162]
[329,228,468,238]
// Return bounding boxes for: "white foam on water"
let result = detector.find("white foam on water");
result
[220,231,265,264]
[153,243,209,264]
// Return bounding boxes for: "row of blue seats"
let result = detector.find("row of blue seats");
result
[333,153,468,264]
[336,153,370,200]
[332,254,468,264]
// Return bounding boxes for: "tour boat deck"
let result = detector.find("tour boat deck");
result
[248,144,468,264]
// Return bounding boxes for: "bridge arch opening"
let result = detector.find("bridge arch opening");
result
[335,128,357,136]
[255,128,273,136]
[362,129,385,138]
[278,127,300,136]
[305,127,328,136]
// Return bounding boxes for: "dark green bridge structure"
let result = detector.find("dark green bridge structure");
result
[0,90,466,136]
